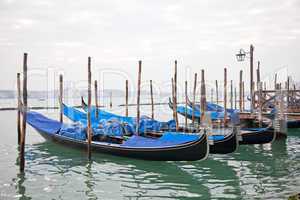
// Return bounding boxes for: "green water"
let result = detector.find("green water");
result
[0,110,299,199]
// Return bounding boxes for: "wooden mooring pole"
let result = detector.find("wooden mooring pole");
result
[234,87,237,110]
[256,61,260,90]
[200,69,206,124]
[59,74,63,123]
[230,80,233,109]
[17,73,21,145]
[150,80,154,119]
[20,53,28,172]
[239,70,243,111]
[94,80,99,119]
[185,81,188,130]
[109,92,112,108]
[174,60,179,131]
[224,68,227,127]
[87,57,92,160]
[192,73,197,126]
[125,80,128,117]
[136,61,142,135]
[242,81,245,111]
[215,80,219,105]
[250,44,254,112]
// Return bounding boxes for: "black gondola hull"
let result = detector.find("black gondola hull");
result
[239,129,275,145]
[35,130,209,161]
[209,128,238,154]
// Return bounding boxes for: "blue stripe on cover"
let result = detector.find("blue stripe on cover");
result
[27,111,62,134]
[121,132,201,148]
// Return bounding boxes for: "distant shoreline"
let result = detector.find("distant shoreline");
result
[0,101,202,111]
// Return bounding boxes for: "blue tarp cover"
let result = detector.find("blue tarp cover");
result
[63,104,175,134]
[27,111,202,147]
[121,132,201,148]
[27,111,62,134]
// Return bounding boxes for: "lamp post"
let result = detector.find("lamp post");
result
[236,44,255,113]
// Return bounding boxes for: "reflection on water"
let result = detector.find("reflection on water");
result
[0,110,299,199]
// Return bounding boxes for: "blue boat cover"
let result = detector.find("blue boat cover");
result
[63,104,176,134]
[121,132,201,148]
[176,105,227,120]
[27,111,62,134]
[27,111,202,147]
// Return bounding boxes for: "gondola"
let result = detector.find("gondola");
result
[287,119,300,128]
[26,111,209,161]
[80,99,238,154]
[168,98,276,145]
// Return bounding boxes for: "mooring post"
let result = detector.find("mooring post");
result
[234,87,237,110]
[274,73,277,90]
[94,80,99,119]
[242,81,245,111]
[287,76,290,106]
[87,57,92,160]
[230,80,233,110]
[239,70,243,111]
[20,53,27,172]
[150,80,154,119]
[125,80,128,117]
[258,82,263,127]
[224,68,227,127]
[174,60,179,131]
[136,61,142,135]
[200,69,206,124]
[250,44,254,113]
[185,81,188,130]
[17,73,21,145]
[256,61,260,90]
[192,73,197,126]
[109,92,112,108]
[59,74,63,123]
[215,80,219,105]
[171,78,176,121]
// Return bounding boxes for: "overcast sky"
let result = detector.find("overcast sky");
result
[0,0,299,93]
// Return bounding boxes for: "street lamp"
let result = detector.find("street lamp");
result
[235,49,247,62]
[235,45,255,112]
